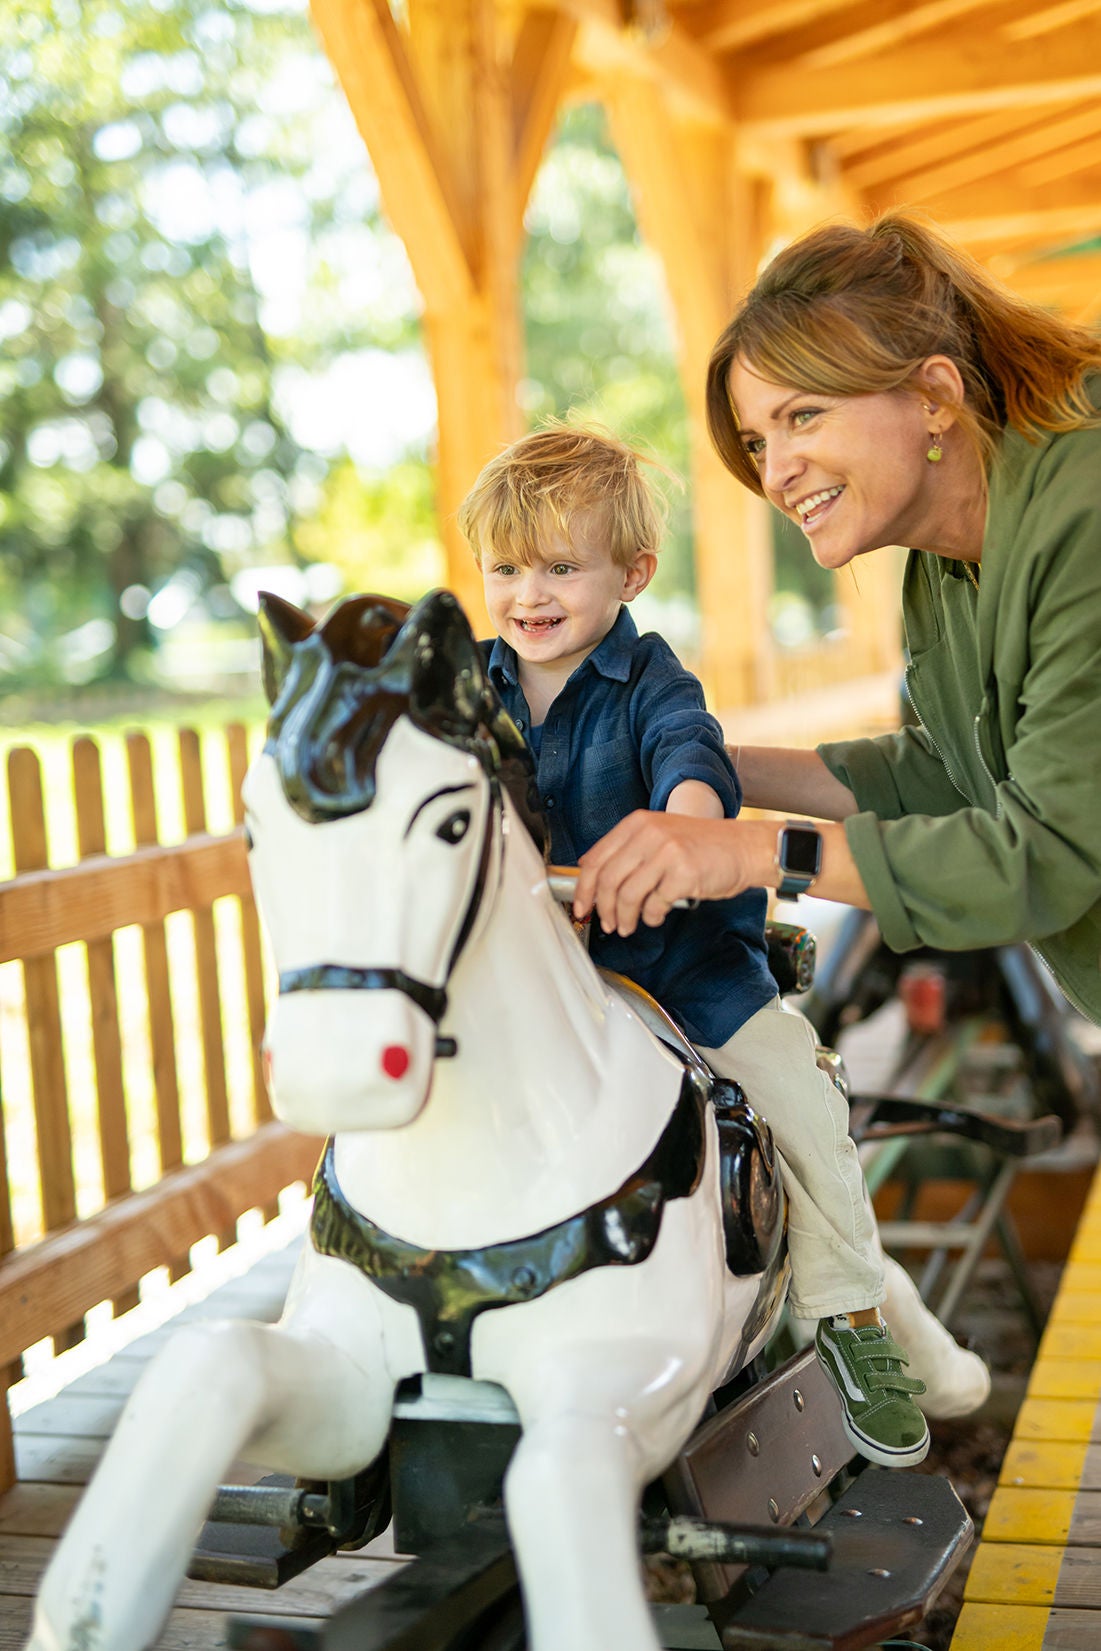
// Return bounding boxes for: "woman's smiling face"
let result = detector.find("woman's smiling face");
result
[727,358,939,570]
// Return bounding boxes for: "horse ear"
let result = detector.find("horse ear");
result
[258,592,315,705]
[405,589,488,733]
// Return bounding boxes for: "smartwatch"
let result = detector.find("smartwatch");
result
[775,821,823,900]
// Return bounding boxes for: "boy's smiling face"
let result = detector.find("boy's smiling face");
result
[482,512,654,677]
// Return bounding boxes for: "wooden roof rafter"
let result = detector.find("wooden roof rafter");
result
[730,11,1101,137]
[865,104,1101,206]
[309,0,477,310]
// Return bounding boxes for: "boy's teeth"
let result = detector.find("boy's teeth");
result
[797,487,843,517]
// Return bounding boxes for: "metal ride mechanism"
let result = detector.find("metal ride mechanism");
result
[804,908,1091,1337]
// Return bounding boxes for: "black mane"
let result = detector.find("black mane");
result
[258,588,546,853]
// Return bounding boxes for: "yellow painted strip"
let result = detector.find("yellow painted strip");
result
[963,1542,1061,1604]
[1039,1324,1101,1361]
[1013,1398,1099,1442]
[949,1601,1050,1651]
[1055,1262,1101,1293]
[1069,1229,1101,1264]
[1000,1439,1089,1489]
[980,1487,1075,1545]
[1027,1359,1101,1401]
[1048,1292,1101,1323]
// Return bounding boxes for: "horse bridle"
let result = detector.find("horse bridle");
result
[275,773,503,1060]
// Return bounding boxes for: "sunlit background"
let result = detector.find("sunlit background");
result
[0,0,836,709]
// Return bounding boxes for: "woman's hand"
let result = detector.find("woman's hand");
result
[573,812,772,936]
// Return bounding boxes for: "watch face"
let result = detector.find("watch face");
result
[782,826,822,877]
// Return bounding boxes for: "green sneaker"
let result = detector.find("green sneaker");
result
[815,1315,930,1468]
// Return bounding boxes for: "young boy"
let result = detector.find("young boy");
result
[459,422,931,1469]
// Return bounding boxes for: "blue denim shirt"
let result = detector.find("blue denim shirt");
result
[483,606,776,1046]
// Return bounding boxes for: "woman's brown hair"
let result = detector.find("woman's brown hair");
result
[706,212,1101,495]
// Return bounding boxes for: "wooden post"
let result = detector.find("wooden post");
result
[309,0,574,633]
[604,83,776,710]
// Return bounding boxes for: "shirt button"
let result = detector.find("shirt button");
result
[515,717,525,731]
[543,795,555,810]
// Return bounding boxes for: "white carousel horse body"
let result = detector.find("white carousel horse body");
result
[27,617,780,1651]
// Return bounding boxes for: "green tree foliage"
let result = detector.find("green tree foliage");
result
[0,0,419,686]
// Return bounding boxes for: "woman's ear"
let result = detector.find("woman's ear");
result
[916,356,967,429]
[622,549,658,601]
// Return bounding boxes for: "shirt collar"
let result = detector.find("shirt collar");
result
[486,604,638,692]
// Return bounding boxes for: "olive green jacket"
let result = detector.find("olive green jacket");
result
[819,416,1101,1024]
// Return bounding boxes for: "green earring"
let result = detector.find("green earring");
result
[927,434,943,463]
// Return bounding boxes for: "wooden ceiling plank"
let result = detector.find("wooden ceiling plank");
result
[1018,130,1101,190]
[511,10,578,231]
[828,119,926,163]
[940,205,1101,244]
[1002,0,1101,42]
[1004,251,1101,304]
[926,166,1101,223]
[872,104,1101,204]
[309,0,474,310]
[685,0,857,54]
[791,0,1021,72]
[733,15,1101,137]
[843,108,1036,191]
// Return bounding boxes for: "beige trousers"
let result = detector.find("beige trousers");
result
[698,996,884,1321]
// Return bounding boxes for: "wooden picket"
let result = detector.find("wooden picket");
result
[0,722,322,1494]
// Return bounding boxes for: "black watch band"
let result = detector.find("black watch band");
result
[775,821,823,901]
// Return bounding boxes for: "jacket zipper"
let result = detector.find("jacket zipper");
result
[904,665,966,797]
[973,712,1003,819]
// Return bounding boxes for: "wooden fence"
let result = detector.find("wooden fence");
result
[0,723,321,1492]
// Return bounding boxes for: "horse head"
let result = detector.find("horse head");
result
[244,589,545,1133]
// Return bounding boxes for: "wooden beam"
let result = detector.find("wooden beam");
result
[1018,130,1101,190]
[308,0,474,310]
[0,832,249,964]
[843,109,1044,193]
[871,106,1101,206]
[1002,252,1101,312]
[1002,0,1101,42]
[785,0,1010,72]
[604,78,730,358]
[925,167,1101,226]
[688,0,856,54]
[511,9,578,241]
[944,205,1101,247]
[733,14,1101,137]
[601,82,778,708]
[540,0,733,124]
[0,1125,322,1370]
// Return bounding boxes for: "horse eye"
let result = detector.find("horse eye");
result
[244,825,254,851]
[436,809,471,845]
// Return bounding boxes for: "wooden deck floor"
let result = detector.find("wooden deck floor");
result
[0,1240,412,1650]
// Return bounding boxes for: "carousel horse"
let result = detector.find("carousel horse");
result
[26,589,788,1651]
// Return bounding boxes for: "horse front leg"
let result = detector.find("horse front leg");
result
[503,1341,708,1651]
[26,1316,393,1651]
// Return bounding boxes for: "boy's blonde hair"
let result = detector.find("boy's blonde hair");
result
[458,421,667,569]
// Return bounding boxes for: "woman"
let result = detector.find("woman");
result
[573,212,1101,1029]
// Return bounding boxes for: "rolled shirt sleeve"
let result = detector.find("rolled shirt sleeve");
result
[633,662,742,817]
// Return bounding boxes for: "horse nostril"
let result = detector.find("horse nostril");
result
[381,1045,410,1080]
